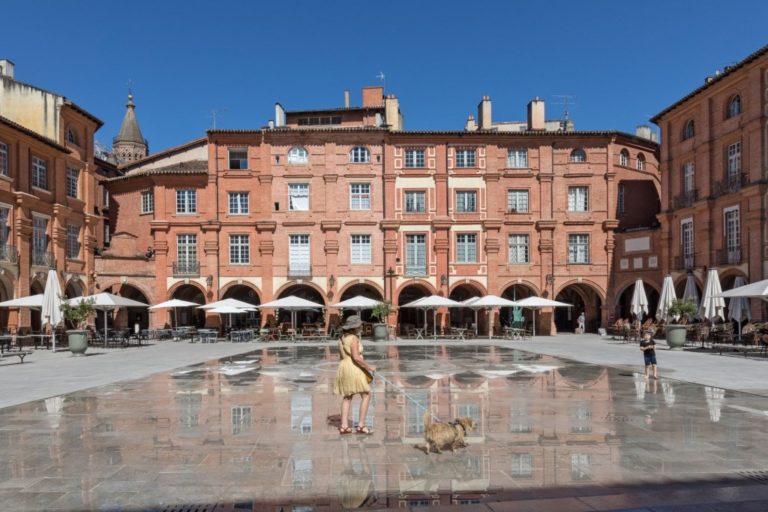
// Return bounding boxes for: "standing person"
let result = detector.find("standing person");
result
[334,315,376,435]
[577,312,586,334]
[640,331,658,379]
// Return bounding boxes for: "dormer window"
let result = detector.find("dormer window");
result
[65,127,78,145]
[619,149,629,167]
[727,95,742,118]
[682,119,695,140]
[570,149,586,163]
[287,146,309,165]
[349,146,370,163]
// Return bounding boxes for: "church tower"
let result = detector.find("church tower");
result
[113,92,148,163]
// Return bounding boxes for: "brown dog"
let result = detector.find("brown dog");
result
[423,412,476,454]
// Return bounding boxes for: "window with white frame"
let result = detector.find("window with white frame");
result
[571,454,592,481]
[508,234,529,264]
[229,234,250,264]
[507,189,529,212]
[510,401,531,432]
[456,233,477,263]
[141,190,154,214]
[455,148,476,168]
[176,189,197,214]
[681,219,694,267]
[287,146,308,165]
[619,150,629,167]
[228,148,248,170]
[228,192,249,214]
[289,234,310,275]
[405,234,426,275]
[507,148,528,168]
[727,142,741,177]
[31,156,47,189]
[66,168,79,198]
[404,148,425,168]
[66,224,80,259]
[104,221,110,246]
[231,406,252,435]
[570,149,586,163]
[727,95,742,118]
[567,186,589,212]
[288,183,309,211]
[682,162,695,193]
[349,183,371,210]
[636,153,645,171]
[568,234,589,263]
[724,207,740,262]
[511,454,533,478]
[0,141,8,176]
[682,119,695,140]
[103,187,109,208]
[32,216,48,256]
[617,184,625,214]
[349,146,370,163]
[455,191,476,213]
[176,234,197,273]
[404,191,426,213]
[350,234,372,264]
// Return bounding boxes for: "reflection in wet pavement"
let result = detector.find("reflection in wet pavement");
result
[1,344,768,510]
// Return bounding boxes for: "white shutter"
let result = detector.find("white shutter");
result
[289,235,310,272]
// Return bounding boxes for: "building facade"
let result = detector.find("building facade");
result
[653,43,768,319]
[102,88,660,334]
[0,60,106,330]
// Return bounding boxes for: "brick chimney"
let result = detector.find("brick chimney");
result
[362,86,384,107]
[527,97,545,131]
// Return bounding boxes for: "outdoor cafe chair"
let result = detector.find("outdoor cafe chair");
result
[198,330,217,343]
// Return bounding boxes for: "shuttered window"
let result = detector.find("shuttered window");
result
[350,234,372,264]
[405,234,426,275]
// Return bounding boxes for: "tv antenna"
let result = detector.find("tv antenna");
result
[552,94,576,127]
[208,108,227,129]
[376,71,386,88]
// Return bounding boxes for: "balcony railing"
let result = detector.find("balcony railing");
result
[674,255,695,271]
[713,173,748,197]
[717,247,741,265]
[173,261,200,277]
[404,267,427,277]
[0,244,18,264]
[32,250,55,268]
[288,265,312,279]
[673,189,698,209]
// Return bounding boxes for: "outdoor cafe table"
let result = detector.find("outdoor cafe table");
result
[413,327,425,340]
[504,327,525,340]
[451,328,467,341]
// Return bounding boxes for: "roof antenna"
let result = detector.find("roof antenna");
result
[376,71,386,90]
[552,94,575,130]
[209,108,227,129]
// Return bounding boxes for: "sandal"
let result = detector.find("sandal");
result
[339,426,353,435]
[355,426,373,435]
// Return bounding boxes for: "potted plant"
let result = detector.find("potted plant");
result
[664,299,698,350]
[60,296,96,356]
[370,301,393,342]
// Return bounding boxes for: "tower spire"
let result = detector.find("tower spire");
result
[113,88,148,164]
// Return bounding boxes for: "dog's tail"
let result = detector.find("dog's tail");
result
[422,411,432,429]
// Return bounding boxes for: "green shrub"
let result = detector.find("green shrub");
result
[60,296,96,330]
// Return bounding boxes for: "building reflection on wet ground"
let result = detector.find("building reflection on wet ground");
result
[1,344,768,511]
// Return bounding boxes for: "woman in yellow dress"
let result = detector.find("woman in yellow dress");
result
[334,315,376,435]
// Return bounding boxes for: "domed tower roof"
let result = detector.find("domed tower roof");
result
[115,94,145,144]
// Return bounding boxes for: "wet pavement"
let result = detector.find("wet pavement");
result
[2,343,768,511]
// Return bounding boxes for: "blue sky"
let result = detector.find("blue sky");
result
[3,0,767,151]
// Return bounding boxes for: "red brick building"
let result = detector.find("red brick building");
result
[0,60,107,330]
[103,87,660,334]
[653,43,768,319]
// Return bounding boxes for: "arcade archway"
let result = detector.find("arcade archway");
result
[449,283,483,330]
[501,283,536,330]
[556,283,603,333]
[222,284,261,327]
[397,283,431,332]
[0,275,12,330]
[277,284,325,326]
[171,284,206,328]
[338,283,384,323]
[64,280,84,299]
[615,281,660,321]
[114,284,150,332]
[30,279,44,330]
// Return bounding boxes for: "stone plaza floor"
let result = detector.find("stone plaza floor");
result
[2,337,768,511]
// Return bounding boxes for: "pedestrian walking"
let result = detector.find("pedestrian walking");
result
[640,331,658,379]
[577,312,586,334]
[333,315,376,435]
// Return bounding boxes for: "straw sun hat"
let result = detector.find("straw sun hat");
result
[341,315,363,330]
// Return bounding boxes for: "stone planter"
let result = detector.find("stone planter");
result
[67,330,88,356]
[665,324,687,350]
[373,324,389,342]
